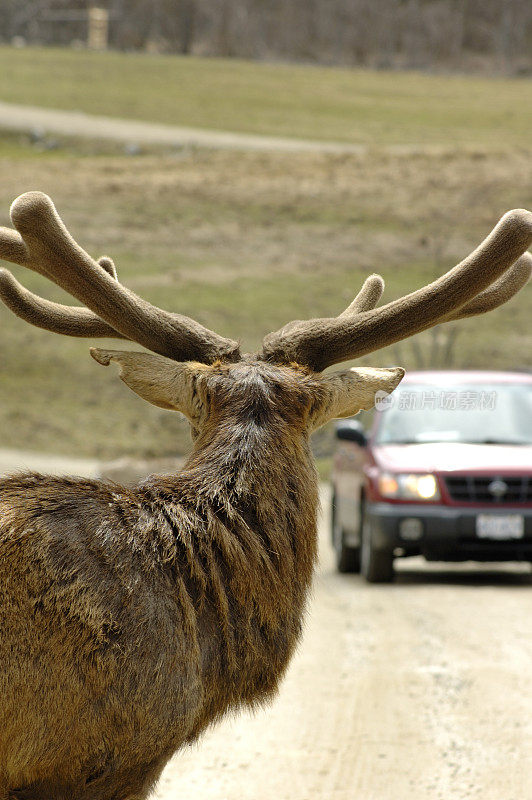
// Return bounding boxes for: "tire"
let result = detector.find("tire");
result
[360,506,394,583]
[331,492,360,573]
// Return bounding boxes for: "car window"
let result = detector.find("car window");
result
[375,382,532,445]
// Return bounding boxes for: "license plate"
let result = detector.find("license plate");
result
[476,514,524,540]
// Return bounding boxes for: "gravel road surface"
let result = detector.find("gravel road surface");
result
[0,100,364,153]
[0,448,100,478]
[155,486,532,800]
[0,101,456,156]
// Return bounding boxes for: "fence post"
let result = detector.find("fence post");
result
[88,7,109,50]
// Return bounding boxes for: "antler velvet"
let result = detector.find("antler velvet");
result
[260,210,532,371]
[0,192,240,364]
[0,192,530,372]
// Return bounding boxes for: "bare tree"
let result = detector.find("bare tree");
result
[2,0,531,71]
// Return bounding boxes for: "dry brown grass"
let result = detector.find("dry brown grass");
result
[0,141,531,459]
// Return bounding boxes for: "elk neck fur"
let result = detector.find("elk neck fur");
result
[0,359,321,797]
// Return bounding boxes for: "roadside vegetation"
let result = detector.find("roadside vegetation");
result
[0,51,530,461]
[0,47,531,148]
[3,0,531,74]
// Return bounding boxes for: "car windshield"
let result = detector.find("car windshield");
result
[375,381,532,445]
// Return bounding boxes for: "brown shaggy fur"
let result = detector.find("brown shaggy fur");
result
[0,361,322,800]
[1,192,529,800]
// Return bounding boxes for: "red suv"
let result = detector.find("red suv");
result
[331,371,532,582]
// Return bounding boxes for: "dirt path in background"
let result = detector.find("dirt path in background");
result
[0,100,452,155]
[0,100,365,153]
[0,447,100,478]
[155,486,532,800]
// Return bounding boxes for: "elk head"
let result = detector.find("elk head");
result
[0,192,531,443]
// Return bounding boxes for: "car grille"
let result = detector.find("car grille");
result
[445,475,532,504]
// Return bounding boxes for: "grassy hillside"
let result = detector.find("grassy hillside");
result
[0,134,530,459]
[0,46,531,148]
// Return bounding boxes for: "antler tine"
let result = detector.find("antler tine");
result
[0,226,30,265]
[339,274,385,316]
[261,209,532,372]
[0,268,126,338]
[1,192,240,364]
[98,256,118,280]
[0,246,125,338]
[444,251,532,322]
[0,210,124,338]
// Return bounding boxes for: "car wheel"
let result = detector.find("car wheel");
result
[331,492,360,573]
[360,506,394,583]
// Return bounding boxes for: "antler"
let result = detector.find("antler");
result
[2,194,529,371]
[260,210,532,372]
[0,267,126,338]
[0,192,240,364]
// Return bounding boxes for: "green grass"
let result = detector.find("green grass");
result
[0,46,531,148]
[0,138,530,459]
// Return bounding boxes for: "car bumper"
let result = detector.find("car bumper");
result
[366,501,532,562]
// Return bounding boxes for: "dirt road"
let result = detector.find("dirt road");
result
[0,100,364,154]
[0,100,453,156]
[155,486,532,800]
[0,448,100,478]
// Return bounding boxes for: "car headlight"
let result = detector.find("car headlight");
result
[377,472,440,501]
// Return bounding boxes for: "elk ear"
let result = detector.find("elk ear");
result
[90,348,201,419]
[311,366,405,429]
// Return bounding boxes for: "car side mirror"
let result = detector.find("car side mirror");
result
[335,419,368,447]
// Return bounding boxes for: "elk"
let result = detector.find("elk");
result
[0,192,531,800]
